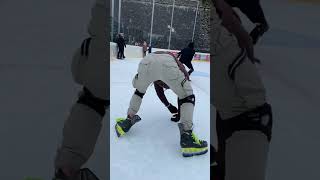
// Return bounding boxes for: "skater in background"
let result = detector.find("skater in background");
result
[142,41,148,57]
[148,45,152,54]
[53,0,108,179]
[225,0,269,44]
[209,0,273,180]
[115,51,208,157]
[116,34,120,59]
[116,33,126,59]
[177,42,196,75]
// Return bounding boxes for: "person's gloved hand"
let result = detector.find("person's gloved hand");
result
[167,104,180,122]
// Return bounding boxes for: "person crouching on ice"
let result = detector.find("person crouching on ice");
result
[115,51,208,157]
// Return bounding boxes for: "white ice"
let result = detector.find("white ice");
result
[110,59,210,180]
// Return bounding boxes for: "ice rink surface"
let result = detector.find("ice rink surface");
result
[110,60,210,180]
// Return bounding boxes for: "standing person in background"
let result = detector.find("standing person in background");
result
[116,34,121,59]
[116,33,126,59]
[142,41,148,57]
[177,42,196,75]
[225,0,269,44]
[120,33,126,59]
[148,45,152,54]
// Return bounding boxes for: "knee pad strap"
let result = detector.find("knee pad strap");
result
[80,37,92,57]
[178,94,195,106]
[223,103,272,142]
[134,89,145,98]
[77,87,107,117]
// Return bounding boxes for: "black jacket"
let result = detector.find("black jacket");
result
[116,37,126,48]
[178,47,195,63]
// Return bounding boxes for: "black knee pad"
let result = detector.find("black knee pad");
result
[77,87,108,117]
[178,94,195,107]
[176,95,195,122]
[219,103,273,142]
[134,89,145,99]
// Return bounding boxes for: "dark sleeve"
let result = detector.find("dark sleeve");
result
[177,51,182,58]
[154,83,170,107]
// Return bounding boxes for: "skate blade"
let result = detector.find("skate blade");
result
[182,148,208,157]
[115,124,126,137]
[115,118,126,137]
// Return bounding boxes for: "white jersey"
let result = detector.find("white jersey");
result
[210,2,238,56]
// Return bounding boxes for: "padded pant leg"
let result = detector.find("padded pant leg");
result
[55,103,103,171]
[225,131,269,180]
[160,57,194,130]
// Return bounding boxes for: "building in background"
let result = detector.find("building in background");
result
[111,0,210,52]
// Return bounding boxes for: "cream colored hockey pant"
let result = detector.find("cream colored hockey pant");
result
[128,53,194,130]
[211,43,266,120]
[54,0,108,172]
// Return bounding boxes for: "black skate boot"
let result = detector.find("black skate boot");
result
[53,168,99,180]
[52,168,77,180]
[250,23,269,45]
[210,145,218,175]
[178,123,208,157]
[115,115,141,137]
[210,145,223,180]
[210,144,217,166]
[78,168,99,180]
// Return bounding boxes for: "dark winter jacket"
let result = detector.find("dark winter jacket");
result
[177,47,195,63]
[116,37,126,48]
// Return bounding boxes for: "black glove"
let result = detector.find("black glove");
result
[171,113,180,122]
[249,23,269,45]
[167,104,180,122]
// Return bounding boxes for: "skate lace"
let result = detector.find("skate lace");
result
[116,118,126,123]
[191,132,201,145]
